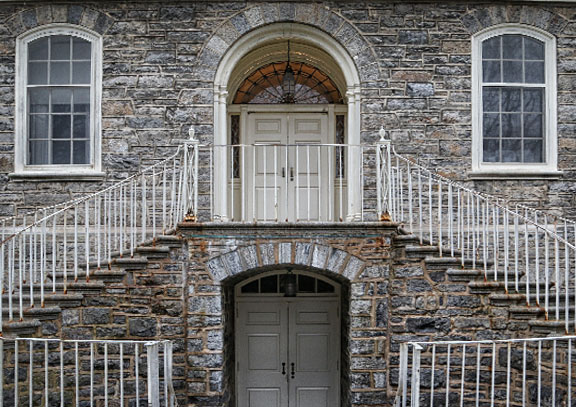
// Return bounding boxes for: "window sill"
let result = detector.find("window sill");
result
[9,171,106,182]
[468,169,563,180]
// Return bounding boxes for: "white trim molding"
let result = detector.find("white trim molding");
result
[471,24,559,177]
[13,23,103,178]
[212,22,362,221]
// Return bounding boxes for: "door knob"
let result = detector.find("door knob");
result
[290,167,294,181]
[282,168,286,178]
[282,362,286,375]
[290,362,295,379]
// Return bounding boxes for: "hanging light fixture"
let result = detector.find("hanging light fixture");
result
[284,268,297,297]
[282,40,295,103]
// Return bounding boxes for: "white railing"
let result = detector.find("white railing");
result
[0,142,199,333]
[395,336,576,407]
[377,135,576,332]
[0,337,174,407]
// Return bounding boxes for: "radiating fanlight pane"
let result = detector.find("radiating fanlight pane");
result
[298,275,315,293]
[260,275,278,293]
[52,140,71,164]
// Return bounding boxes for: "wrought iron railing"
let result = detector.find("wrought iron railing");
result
[394,336,575,407]
[0,337,174,407]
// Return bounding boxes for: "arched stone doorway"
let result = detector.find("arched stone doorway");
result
[212,22,363,222]
[222,267,351,407]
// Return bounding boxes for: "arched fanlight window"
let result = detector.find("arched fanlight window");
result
[237,271,337,296]
[233,62,344,104]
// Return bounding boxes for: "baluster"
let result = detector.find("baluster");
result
[504,209,509,292]
[564,221,570,331]
[448,183,454,256]
[535,213,540,306]
[231,146,235,221]
[307,145,311,221]
[554,221,560,320]
[141,177,147,244]
[407,162,413,233]
[74,205,78,282]
[514,210,519,292]
[162,164,167,232]
[544,216,550,319]
[85,200,90,280]
[524,210,530,305]
[438,180,442,256]
[418,166,423,244]
[263,145,267,221]
[96,195,101,269]
[63,211,67,294]
[152,170,157,238]
[428,173,433,244]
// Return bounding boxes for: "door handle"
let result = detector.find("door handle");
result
[290,362,295,379]
[282,168,285,178]
[290,167,294,181]
[282,362,286,375]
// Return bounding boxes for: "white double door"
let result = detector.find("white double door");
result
[244,113,331,222]
[236,299,340,407]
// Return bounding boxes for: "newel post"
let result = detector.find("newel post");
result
[376,127,392,221]
[185,127,200,222]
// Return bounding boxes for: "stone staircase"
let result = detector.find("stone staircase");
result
[1,234,183,339]
[392,230,574,337]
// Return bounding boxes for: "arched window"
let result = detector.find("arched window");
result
[472,25,557,176]
[15,25,102,177]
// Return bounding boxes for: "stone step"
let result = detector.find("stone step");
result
[529,319,575,334]
[135,245,171,259]
[145,235,183,248]
[405,245,441,259]
[2,293,85,309]
[13,281,105,295]
[89,270,126,283]
[1,305,62,321]
[469,280,552,294]
[110,256,148,270]
[2,319,41,337]
[445,268,483,282]
[393,234,421,248]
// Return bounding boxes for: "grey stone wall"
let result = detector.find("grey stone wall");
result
[0,1,575,219]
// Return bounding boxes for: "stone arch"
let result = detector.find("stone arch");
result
[196,3,380,84]
[205,242,366,283]
[4,5,115,36]
[460,5,568,36]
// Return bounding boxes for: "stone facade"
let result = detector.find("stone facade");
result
[2,1,576,406]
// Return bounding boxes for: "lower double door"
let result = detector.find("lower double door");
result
[236,299,340,407]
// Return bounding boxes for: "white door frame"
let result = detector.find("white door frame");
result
[213,23,362,222]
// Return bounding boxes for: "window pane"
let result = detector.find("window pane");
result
[483,60,501,82]
[298,275,315,293]
[503,61,522,82]
[52,140,71,164]
[483,139,499,162]
[73,115,89,139]
[241,280,259,293]
[50,61,70,84]
[502,139,522,162]
[52,89,72,112]
[502,114,521,137]
[482,37,500,59]
[502,35,523,59]
[73,141,89,164]
[483,88,500,112]
[260,275,278,293]
[29,37,48,60]
[525,37,544,60]
[483,113,500,138]
[72,61,91,84]
[501,88,521,112]
[524,89,543,112]
[52,115,71,139]
[525,61,545,84]
[28,62,47,84]
[317,279,334,293]
[29,114,48,139]
[29,140,49,165]
[29,88,49,113]
[524,113,543,138]
[72,38,91,60]
[50,35,71,60]
[524,139,543,163]
[73,88,90,112]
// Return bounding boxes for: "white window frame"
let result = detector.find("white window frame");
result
[471,24,559,177]
[13,24,103,178]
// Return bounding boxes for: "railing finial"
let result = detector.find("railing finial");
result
[188,126,197,142]
[379,126,386,142]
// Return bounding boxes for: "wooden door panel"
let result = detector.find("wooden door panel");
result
[296,388,329,407]
[247,388,281,407]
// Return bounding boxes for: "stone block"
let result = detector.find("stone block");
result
[206,257,228,282]
[279,242,292,264]
[222,250,244,276]
[188,353,223,369]
[406,317,451,333]
[407,279,432,292]
[82,308,110,325]
[295,243,312,266]
[259,243,275,266]
[62,309,80,326]
[350,299,371,315]
[239,245,259,270]
[326,248,348,274]
[189,295,222,315]
[311,244,330,269]
[129,318,157,337]
[343,256,365,280]
[207,330,223,350]
[407,83,434,97]
[244,7,264,27]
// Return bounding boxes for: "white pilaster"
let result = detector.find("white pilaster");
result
[213,86,229,221]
